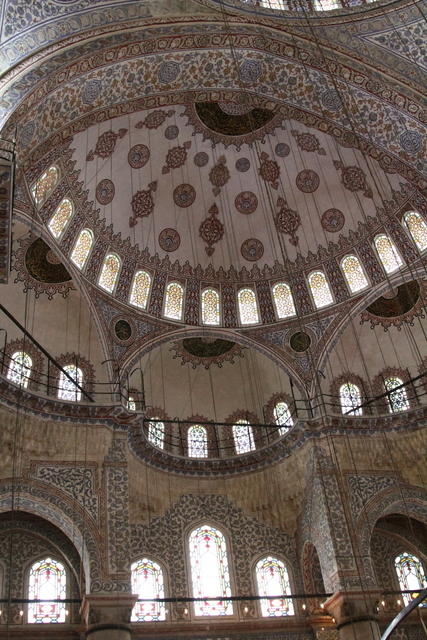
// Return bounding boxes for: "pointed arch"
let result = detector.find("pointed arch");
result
[31,166,59,207]
[98,253,121,293]
[232,419,255,454]
[341,255,369,294]
[272,282,296,319]
[339,382,363,416]
[164,281,184,320]
[237,288,259,325]
[255,555,294,617]
[394,552,427,604]
[129,270,152,310]
[131,557,166,621]
[201,288,220,325]
[188,425,208,458]
[403,211,427,252]
[70,228,94,270]
[58,365,83,402]
[308,271,333,309]
[374,234,403,274]
[48,198,74,239]
[28,557,67,623]
[7,351,32,388]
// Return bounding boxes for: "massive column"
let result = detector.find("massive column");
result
[82,593,137,640]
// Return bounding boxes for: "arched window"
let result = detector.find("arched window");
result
[384,377,410,413]
[237,288,259,325]
[148,419,164,449]
[274,401,293,435]
[188,425,208,458]
[98,253,121,293]
[127,396,136,411]
[201,288,220,325]
[403,211,427,252]
[7,351,32,388]
[70,229,94,270]
[164,281,184,320]
[48,198,74,239]
[28,557,66,623]
[31,166,59,206]
[308,271,333,309]
[339,383,362,416]
[58,365,83,402]
[129,270,152,310]
[341,255,369,294]
[131,558,166,622]
[232,419,255,454]
[313,0,340,9]
[394,553,427,605]
[374,234,403,274]
[255,556,294,617]
[188,524,232,616]
[272,283,296,319]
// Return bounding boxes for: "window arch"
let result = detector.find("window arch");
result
[31,166,59,206]
[374,234,403,274]
[147,419,165,449]
[384,377,410,413]
[339,382,363,416]
[403,211,427,252]
[188,524,232,616]
[201,288,220,325]
[98,253,121,293]
[58,365,83,402]
[394,553,427,605]
[237,288,259,325]
[131,558,166,622]
[341,255,369,294]
[48,198,74,239]
[70,228,94,270]
[255,556,294,617]
[7,351,32,388]
[129,270,152,310]
[272,282,296,319]
[188,425,208,458]
[28,557,67,623]
[232,419,255,454]
[164,281,184,320]
[273,401,293,435]
[308,271,333,309]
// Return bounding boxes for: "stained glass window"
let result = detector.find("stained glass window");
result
[313,0,340,9]
[70,229,94,270]
[255,556,294,617]
[130,270,152,310]
[232,419,255,454]
[274,401,293,435]
[148,419,164,449]
[384,377,410,413]
[48,198,74,239]
[202,288,220,325]
[188,425,208,458]
[28,557,66,623]
[339,383,363,416]
[164,281,184,320]
[188,524,232,616]
[58,365,83,402]
[341,255,369,294]
[7,351,32,388]
[395,553,427,605]
[31,166,59,206]
[403,211,427,252]
[308,271,333,309]
[127,396,136,411]
[374,234,403,274]
[98,253,121,293]
[131,558,166,622]
[237,288,259,325]
[272,283,296,319]
[260,0,286,9]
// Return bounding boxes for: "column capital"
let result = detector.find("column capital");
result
[81,592,138,629]
[324,590,382,628]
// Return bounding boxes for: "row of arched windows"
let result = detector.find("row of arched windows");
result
[339,377,410,415]
[6,352,83,400]
[33,166,427,326]
[20,547,426,624]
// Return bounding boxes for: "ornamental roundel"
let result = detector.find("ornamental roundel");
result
[86,128,127,161]
[209,156,230,196]
[173,183,196,208]
[275,197,301,246]
[199,203,224,256]
[239,59,262,83]
[159,228,181,252]
[289,331,311,352]
[165,125,179,140]
[194,152,209,167]
[235,191,258,215]
[130,181,157,227]
[135,109,175,130]
[96,179,115,205]
[291,130,326,156]
[128,144,150,169]
[241,238,264,262]
[399,130,422,154]
[321,208,345,233]
[236,158,250,172]
[259,152,280,189]
[321,89,342,112]
[157,60,181,84]
[82,78,102,105]
[295,169,320,193]
[333,161,373,198]
[162,142,191,174]
[275,143,290,157]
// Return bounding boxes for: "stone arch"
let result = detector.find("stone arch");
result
[301,541,326,613]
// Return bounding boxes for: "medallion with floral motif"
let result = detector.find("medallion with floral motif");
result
[130,181,157,227]
[296,169,320,193]
[135,109,175,130]
[162,141,191,174]
[209,156,230,196]
[96,179,115,205]
[241,238,264,261]
[259,151,280,189]
[275,196,301,245]
[159,228,180,252]
[321,208,345,233]
[128,144,150,169]
[333,161,373,198]
[291,130,326,156]
[199,203,224,256]
[86,128,127,161]
[173,183,196,208]
[235,191,258,215]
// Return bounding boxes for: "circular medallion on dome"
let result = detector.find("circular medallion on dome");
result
[275,143,290,157]
[241,238,264,262]
[321,89,342,112]
[321,208,345,233]
[236,158,250,172]
[235,191,258,214]
[194,152,209,167]
[296,169,320,193]
[290,332,311,352]
[114,319,132,342]
[399,130,422,154]
[82,79,102,105]
[239,59,263,83]
[96,179,115,205]
[158,60,180,84]
[165,125,179,140]
[159,228,180,252]
[128,144,150,169]
[173,184,196,208]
